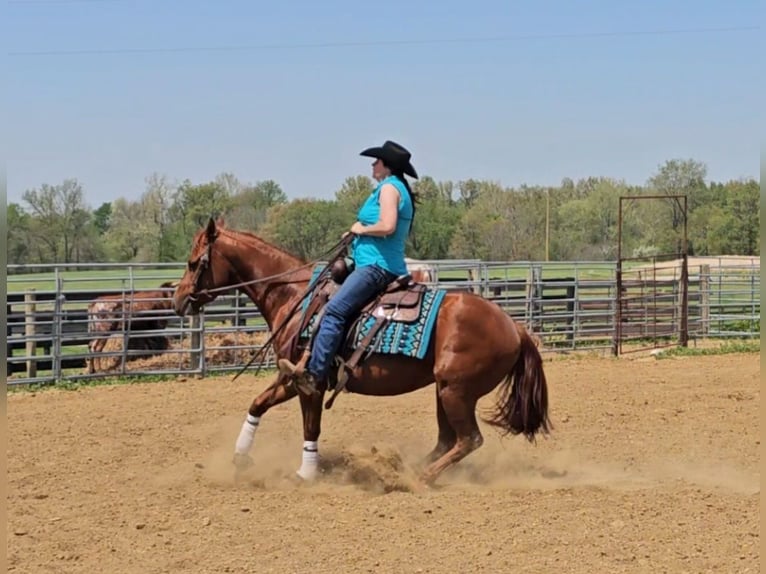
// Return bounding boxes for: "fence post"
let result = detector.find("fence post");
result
[566,285,575,344]
[190,314,205,376]
[53,285,65,382]
[699,264,710,336]
[119,289,129,375]
[6,304,12,378]
[526,265,542,334]
[613,260,622,357]
[468,265,482,295]
[679,254,689,347]
[25,290,37,379]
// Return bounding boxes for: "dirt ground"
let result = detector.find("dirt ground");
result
[7,351,760,574]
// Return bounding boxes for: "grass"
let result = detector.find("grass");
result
[8,260,759,291]
[654,339,760,358]
[6,373,183,393]
[6,368,280,393]
[7,267,184,293]
[7,261,621,292]
[435,262,616,282]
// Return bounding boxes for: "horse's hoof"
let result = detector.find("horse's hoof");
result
[417,473,437,490]
[295,467,319,482]
[233,453,254,471]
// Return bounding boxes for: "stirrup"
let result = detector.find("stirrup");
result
[278,359,319,397]
[278,358,303,376]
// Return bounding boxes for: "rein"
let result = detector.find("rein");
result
[189,235,350,301]
[189,232,355,382]
[231,234,354,382]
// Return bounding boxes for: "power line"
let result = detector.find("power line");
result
[9,0,147,4]
[8,25,758,57]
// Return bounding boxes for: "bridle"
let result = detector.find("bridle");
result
[186,239,214,303]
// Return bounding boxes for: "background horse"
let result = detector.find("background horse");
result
[173,218,551,486]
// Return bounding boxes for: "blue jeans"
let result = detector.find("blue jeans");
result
[307,263,396,380]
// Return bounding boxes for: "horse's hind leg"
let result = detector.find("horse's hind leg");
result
[424,383,457,464]
[420,385,483,486]
[87,337,107,374]
[233,374,298,469]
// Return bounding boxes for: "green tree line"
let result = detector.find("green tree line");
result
[7,159,759,266]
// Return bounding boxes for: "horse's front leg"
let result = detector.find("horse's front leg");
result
[295,388,326,481]
[233,373,297,469]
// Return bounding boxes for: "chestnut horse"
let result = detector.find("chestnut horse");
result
[173,218,551,486]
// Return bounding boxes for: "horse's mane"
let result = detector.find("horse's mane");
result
[217,226,306,265]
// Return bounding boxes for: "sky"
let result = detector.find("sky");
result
[6,0,761,208]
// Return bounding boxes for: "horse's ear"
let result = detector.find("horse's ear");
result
[206,217,218,241]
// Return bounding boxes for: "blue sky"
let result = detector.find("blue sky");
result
[6,0,760,207]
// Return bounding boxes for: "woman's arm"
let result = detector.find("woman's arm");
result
[350,184,400,237]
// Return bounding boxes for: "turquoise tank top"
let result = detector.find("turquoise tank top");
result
[352,175,413,276]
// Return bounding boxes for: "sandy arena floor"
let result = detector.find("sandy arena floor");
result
[7,352,760,573]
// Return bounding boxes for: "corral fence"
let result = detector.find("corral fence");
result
[6,257,760,386]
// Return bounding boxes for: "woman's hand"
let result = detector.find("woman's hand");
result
[349,222,366,236]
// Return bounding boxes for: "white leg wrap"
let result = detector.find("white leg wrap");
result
[234,414,260,455]
[296,440,319,481]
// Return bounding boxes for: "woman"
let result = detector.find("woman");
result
[278,140,419,396]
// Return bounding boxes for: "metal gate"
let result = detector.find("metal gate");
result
[614,195,689,355]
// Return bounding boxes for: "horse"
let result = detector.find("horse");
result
[172,218,551,486]
[86,281,177,374]
[404,257,437,284]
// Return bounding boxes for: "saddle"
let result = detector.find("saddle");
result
[291,261,429,407]
[329,257,427,323]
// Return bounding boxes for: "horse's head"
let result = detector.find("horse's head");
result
[173,217,234,317]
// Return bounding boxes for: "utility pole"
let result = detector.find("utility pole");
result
[545,188,550,261]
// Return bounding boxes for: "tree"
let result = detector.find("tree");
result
[557,179,632,260]
[173,179,232,240]
[450,183,512,260]
[7,203,31,265]
[647,159,708,253]
[226,179,288,232]
[688,204,728,256]
[21,179,91,263]
[214,172,243,196]
[105,198,145,260]
[261,199,348,260]
[407,194,462,259]
[718,179,760,255]
[457,179,483,207]
[141,173,179,261]
[335,175,374,215]
[412,176,441,202]
[92,203,112,235]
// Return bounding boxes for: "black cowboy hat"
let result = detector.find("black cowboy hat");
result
[360,140,418,179]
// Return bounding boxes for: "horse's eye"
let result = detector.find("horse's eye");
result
[187,260,197,271]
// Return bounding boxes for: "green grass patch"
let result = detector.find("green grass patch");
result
[7,267,183,293]
[7,368,281,392]
[6,373,180,392]
[434,263,616,282]
[655,339,760,358]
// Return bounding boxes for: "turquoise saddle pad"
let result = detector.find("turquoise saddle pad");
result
[299,264,446,360]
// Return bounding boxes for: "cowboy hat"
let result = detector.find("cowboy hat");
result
[359,140,418,179]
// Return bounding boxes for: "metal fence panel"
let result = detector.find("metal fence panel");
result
[6,259,760,386]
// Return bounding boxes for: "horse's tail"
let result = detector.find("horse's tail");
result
[484,324,552,442]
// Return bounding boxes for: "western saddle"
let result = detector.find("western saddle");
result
[289,258,429,407]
